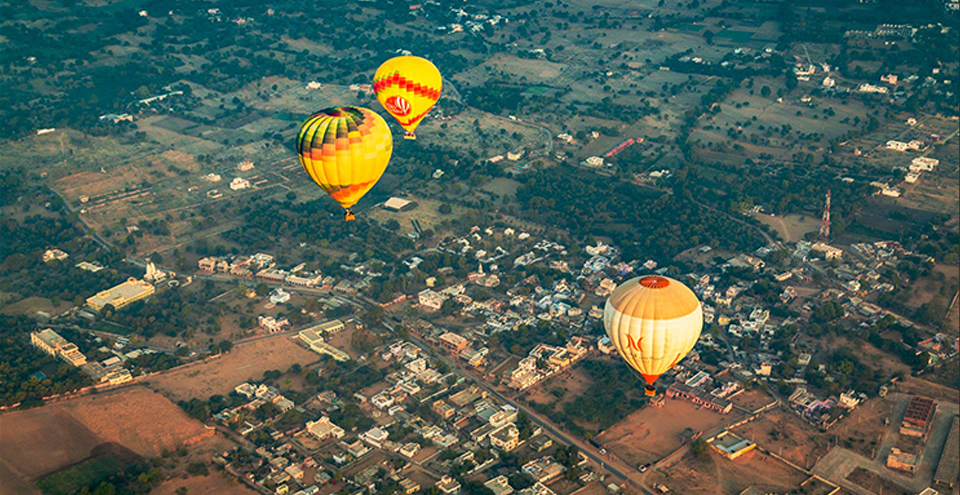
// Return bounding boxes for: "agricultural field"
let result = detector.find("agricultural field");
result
[144,336,319,401]
[0,386,209,495]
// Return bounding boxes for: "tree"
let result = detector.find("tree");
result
[690,437,710,460]
[439,203,453,214]
[385,219,401,231]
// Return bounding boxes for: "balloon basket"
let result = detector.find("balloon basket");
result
[403,132,417,140]
[344,210,356,222]
[644,385,656,397]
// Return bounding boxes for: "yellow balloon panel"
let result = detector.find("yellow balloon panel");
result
[297,107,392,210]
[602,276,703,385]
[373,56,442,137]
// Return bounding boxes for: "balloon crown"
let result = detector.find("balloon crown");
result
[639,276,670,289]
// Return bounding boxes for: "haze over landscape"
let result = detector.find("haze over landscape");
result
[0,1,958,495]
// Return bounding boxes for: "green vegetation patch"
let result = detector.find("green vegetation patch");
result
[522,85,553,96]
[715,30,756,43]
[36,455,126,495]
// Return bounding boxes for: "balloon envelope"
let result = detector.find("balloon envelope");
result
[603,276,703,387]
[373,56,442,139]
[297,107,392,219]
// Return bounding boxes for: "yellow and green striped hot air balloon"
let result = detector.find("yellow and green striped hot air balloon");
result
[373,56,442,140]
[603,276,704,396]
[297,107,393,221]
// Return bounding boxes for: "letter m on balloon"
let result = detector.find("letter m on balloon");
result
[626,333,642,351]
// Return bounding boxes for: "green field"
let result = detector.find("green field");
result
[36,456,126,495]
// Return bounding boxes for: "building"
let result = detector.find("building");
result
[439,332,468,353]
[418,289,447,311]
[316,319,345,334]
[230,177,251,190]
[583,156,605,168]
[237,159,255,171]
[384,197,412,211]
[934,416,959,488]
[484,476,514,495]
[433,400,456,419]
[911,157,940,171]
[887,448,920,473]
[522,456,565,483]
[708,431,756,460]
[306,417,345,440]
[309,341,350,362]
[399,479,420,495]
[666,382,734,414]
[43,249,69,263]
[258,315,290,333]
[400,443,421,458]
[520,483,555,495]
[900,396,937,438]
[489,423,520,452]
[436,476,461,495]
[31,329,87,367]
[299,328,325,347]
[269,288,291,304]
[811,242,843,260]
[361,427,388,448]
[86,278,155,311]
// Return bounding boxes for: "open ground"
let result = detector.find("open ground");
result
[144,336,318,401]
[0,386,208,494]
[732,409,830,469]
[751,213,820,243]
[649,449,809,494]
[595,397,730,466]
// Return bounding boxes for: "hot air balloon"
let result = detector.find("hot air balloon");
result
[373,56,442,140]
[603,276,703,396]
[297,107,393,221]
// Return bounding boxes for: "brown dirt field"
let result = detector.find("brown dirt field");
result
[893,376,960,404]
[596,398,731,466]
[751,213,820,242]
[0,386,209,493]
[145,336,318,401]
[0,406,101,481]
[729,389,776,412]
[731,409,829,470]
[651,449,808,495]
[834,396,897,460]
[56,387,209,458]
[846,467,912,495]
[151,473,258,495]
[568,481,607,495]
[523,365,593,410]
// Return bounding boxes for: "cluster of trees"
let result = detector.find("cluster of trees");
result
[527,359,649,435]
[516,168,766,261]
[0,315,94,407]
[103,285,220,338]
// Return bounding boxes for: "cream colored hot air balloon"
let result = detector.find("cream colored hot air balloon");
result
[603,276,703,396]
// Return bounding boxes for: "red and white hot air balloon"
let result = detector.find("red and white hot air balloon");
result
[603,276,703,396]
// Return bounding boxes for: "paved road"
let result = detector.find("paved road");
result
[381,322,650,494]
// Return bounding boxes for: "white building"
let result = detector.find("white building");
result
[306,417,345,440]
[230,177,251,190]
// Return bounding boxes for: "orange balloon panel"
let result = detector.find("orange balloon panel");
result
[603,276,703,385]
[297,107,392,213]
[373,56,442,139]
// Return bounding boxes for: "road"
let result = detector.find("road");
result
[380,322,651,494]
